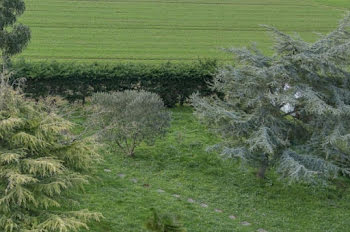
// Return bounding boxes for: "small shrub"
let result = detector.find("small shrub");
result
[90,90,171,157]
[145,208,186,232]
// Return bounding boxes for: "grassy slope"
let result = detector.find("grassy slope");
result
[70,107,350,232]
[20,0,347,63]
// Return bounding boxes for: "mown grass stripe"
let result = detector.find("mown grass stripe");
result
[20,0,346,62]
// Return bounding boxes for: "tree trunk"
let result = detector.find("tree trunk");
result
[256,156,268,179]
[128,146,135,158]
[2,55,8,72]
[129,151,135,158]
[256,165,267,179]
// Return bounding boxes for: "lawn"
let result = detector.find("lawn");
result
[12,1,350,231]
[19,0,348,63]
[67,106,350,232]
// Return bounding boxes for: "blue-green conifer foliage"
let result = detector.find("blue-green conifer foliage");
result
[192,15,350,184]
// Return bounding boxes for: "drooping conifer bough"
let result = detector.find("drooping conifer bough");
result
[0,73,102,231]
[192,14,350,184]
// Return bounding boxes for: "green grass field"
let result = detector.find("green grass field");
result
[20,0,348,63]
[65,106,350,232]
[16,1,350,231]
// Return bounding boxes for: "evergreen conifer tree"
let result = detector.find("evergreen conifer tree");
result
[192,15,350,183]
[0,73,102,231]
[0,0,31,70]
[1,1,102,230]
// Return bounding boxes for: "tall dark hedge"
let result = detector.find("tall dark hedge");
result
[11,59,218,107]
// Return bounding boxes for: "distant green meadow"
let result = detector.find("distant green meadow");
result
[19,0,348,63]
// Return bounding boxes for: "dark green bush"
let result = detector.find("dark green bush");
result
[11,59,218,107]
